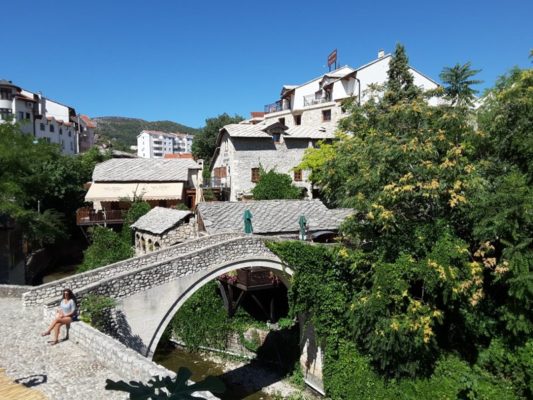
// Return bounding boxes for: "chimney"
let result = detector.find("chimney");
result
[378,49,385,58]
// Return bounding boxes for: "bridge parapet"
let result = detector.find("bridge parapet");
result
[51,236,283,306]
[23,233,243,306]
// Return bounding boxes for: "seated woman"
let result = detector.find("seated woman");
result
[41,288,77,345]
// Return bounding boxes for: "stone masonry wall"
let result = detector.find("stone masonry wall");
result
[0,284,32,298]
[231,137,313,199]
[23,233,243,306]
[135,219,197,257]
[53,236,281,305]
[41,307,217,399]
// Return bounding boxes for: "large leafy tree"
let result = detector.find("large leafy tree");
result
[0,123,103,246]
[191,113,243,162]
[298,45,532,383]
[440,62,483,106]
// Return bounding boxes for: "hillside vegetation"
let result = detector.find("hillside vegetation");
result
[94,116,200,151]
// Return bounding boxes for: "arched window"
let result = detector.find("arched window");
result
[154,242,160,251]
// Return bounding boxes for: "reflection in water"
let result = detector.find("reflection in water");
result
[153,345,275,400]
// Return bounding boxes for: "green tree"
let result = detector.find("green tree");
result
[383,43,420,106]
[191,113,244,163]
[440,62,483,106]
[78,226,133,272]
[121,200,151,245]
[252,168,303,200]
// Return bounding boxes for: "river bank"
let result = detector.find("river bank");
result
[154,343,319,400]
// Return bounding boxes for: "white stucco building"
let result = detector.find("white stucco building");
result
[211,50,440,201]
[0,79,95,155]
[137,130,193,159]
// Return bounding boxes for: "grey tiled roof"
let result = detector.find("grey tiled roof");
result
[92,158,201,182]
[197,199,352,235]
[285,124,336,139]
[131,207,193,234]
[223,123,271,138]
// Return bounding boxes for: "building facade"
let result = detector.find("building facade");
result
[0,79,95,155]
[137,130,193,159]
[211,50,440,201]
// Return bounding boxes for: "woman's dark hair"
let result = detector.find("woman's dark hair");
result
[63,288,74,300]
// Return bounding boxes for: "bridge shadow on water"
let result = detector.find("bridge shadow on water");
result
[215,326,301,400]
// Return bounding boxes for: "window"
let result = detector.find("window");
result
[18,111,24,120]
[40,123,45,131]
[68,130,71,137]
[50,125,55,133]
[0,108,12,121]
[272,133,281,143]
[279,117,285,125]
[59,128,63,135]
[294,169,302,182]
[25,112,30,119]
[322,109,332,122]
[294,114,301,125]
[0,88,11,100]
[251,168,260,183]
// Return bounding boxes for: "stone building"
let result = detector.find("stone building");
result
[210,49,441,201]
[131,207,196,256]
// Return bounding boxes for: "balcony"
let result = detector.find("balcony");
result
[202,177,228,189]
[76,207,126,226]
[264,100,290,114]
[303,93,332,107]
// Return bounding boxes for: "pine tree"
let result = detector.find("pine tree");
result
[383,43,419,105]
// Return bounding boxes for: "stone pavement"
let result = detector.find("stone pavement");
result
[0,297,128,400]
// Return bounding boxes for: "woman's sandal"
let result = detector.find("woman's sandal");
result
[41,331,50,337]
[50,341,59,346]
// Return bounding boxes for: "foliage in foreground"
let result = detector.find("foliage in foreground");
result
[78,200,151,272]
[80,294,116,331]
[252,167,303,200]
[275,45,532,398]
[0,124,106,247]
[105,366,225,399]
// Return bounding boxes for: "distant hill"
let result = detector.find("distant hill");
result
[94,116,200,151]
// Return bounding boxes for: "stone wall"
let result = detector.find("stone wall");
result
[23,233,243,306]
[231,137,313,200]
[0,284,32,298]
[43,313,218,399]
[57,236,281,304]
[134,218,197,256]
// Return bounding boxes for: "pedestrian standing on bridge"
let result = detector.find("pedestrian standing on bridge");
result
[41,288,77,345]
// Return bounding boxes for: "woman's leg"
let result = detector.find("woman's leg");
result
[42,315,61,336]
[50,317,72,345]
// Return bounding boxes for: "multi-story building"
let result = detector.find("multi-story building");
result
[0,79,95,155]
[211,50,440,201]
[137,130,194,159]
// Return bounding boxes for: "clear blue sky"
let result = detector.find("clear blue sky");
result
[3,0,531,128]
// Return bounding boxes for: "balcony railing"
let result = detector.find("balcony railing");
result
[202,177,228,189]
[303,93,332,107]
[76,208,127,226]
[264,100,290,114]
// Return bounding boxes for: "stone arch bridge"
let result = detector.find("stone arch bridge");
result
[23,234,294,358]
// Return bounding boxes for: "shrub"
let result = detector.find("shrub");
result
[80,294,116,331]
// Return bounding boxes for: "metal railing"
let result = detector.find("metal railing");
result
[264,100,291,114]
[303,93,332,107]
[76,208,127,226]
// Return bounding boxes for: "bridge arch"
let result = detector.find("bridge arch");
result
[146,256,294,359]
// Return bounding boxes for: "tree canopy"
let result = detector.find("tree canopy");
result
[290,46,532,397]
[191,113,244,162]
[251,168,303,200]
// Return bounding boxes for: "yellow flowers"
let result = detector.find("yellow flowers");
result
[390,320,400,331]
[338,247,349,259]
[449,192,467,207]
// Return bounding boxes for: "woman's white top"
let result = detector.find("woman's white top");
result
[60,299,76,316]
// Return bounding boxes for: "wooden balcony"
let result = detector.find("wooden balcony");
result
[76,208,126,226]
[219,267,279,291]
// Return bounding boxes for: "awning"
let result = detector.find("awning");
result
[85,182,184,202]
